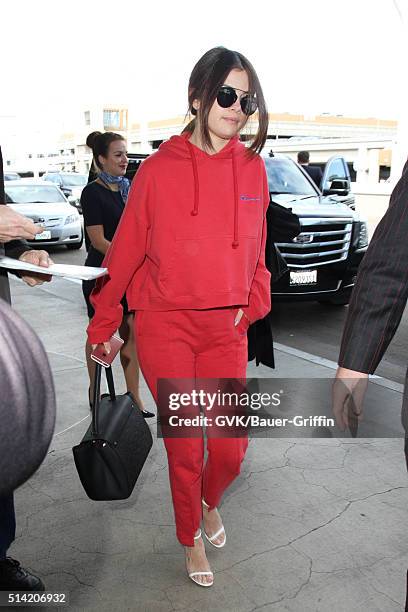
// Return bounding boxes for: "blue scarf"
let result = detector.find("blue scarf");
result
[99,171,130,203]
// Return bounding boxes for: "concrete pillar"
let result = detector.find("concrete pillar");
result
[139,118,149,152]
[367,148,380,184]
[354,147,369,184]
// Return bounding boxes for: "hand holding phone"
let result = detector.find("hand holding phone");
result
[92,340,111,354]
[91,334,124,367]
[234,308,244,326]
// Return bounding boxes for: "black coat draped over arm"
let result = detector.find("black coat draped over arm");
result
[247,201,301,368]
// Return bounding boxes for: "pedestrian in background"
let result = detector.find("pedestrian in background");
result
[297,150,323,188]
[81,132,153,417]
[87,46,270,587]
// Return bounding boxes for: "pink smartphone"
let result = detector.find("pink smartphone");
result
[90,334,124,368]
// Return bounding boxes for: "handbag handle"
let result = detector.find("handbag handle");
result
[91,364,117,437]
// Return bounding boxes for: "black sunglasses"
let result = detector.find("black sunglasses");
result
[216,85,258,116]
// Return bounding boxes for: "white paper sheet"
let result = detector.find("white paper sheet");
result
[0,256,107,281]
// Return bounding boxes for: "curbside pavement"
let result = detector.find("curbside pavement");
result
[7,276,408,612]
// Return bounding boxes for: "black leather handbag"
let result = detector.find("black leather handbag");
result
[72,365,153,501]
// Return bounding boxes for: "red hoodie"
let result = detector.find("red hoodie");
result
[87,132,271,344]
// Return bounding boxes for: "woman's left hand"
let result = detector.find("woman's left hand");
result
[234,308,244,326]
[19,250,53,286]
[91,342,111,354]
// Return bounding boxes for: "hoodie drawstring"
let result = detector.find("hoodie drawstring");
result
[186,139,239,248]
[186,141,199,216]
[231,150,239,249]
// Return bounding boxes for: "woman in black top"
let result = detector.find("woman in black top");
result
[81,132,153,418]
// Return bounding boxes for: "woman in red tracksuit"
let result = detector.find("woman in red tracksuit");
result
[87,46,271,587]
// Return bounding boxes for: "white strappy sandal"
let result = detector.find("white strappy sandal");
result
[202,498,226,548]
[186,529,214,587]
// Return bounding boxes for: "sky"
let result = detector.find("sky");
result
[1,0,406,140]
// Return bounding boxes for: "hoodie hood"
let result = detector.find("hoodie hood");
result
[158,132,245,160]
[158,133,247,248]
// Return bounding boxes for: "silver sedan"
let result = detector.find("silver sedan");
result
[4,181,83,250]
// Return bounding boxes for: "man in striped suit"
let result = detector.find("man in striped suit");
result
[334,159,408,466]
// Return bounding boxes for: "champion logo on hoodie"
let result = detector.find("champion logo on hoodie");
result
[240,194,261,202]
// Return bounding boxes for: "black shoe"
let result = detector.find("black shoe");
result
[0,557,45,591]
[125,392,155,418]
[141,408,155,419]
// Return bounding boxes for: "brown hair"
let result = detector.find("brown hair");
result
[297,151,310,164]
[91,132,125,170]
[182,46,268,155]
[86,131,102,149]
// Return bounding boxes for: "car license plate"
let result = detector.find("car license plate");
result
[289,269,317,286]
[35,230,51,240]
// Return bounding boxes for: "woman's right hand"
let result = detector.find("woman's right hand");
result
[91,341,111,354]
[234,308,244,326]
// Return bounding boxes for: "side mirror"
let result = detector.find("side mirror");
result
[323,179,350,196]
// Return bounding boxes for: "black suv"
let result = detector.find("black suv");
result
[125,154,149,182]
[42,172,87,213]
[265,155,368,305]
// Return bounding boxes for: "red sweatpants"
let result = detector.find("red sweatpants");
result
[134,307,249,546]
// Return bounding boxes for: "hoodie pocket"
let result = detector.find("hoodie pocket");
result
[161,236,258,299]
